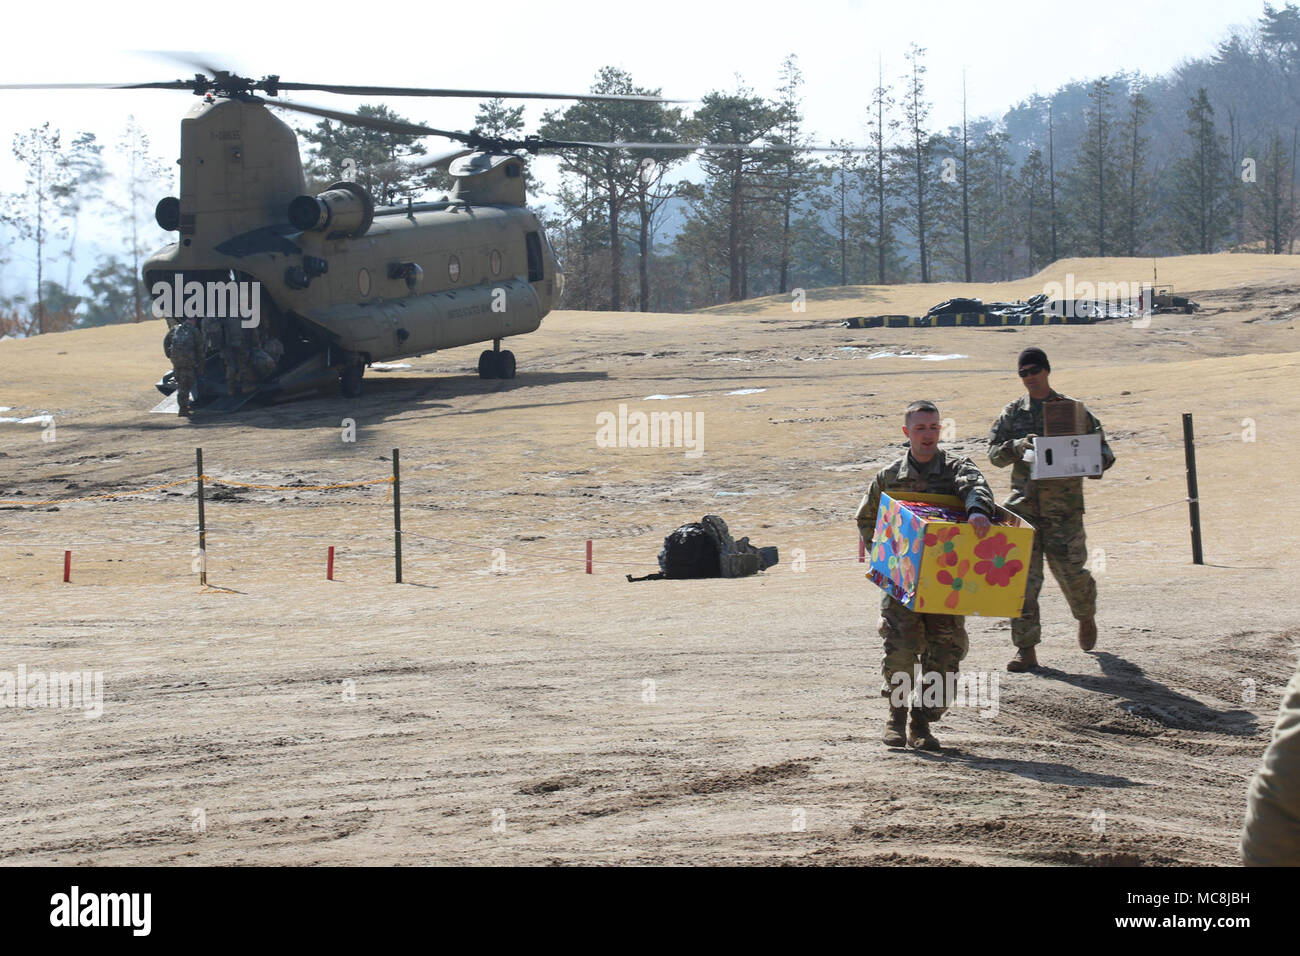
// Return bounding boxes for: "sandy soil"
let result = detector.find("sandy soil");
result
[0,253,1297,865]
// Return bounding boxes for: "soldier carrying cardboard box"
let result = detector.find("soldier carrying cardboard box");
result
[855,400,996,750]
[987,347,1116,672]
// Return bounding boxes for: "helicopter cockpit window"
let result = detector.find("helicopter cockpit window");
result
[448,255,461,283]
[525,232,544,283]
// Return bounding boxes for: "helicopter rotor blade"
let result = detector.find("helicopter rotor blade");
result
[550,140,870,152]
[139,50,229,77]
[407,147,477,170]
[0,80,193,91]
[270,82,681,104]
[260,98,466,140]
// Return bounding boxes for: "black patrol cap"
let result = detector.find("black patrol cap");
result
[1017,347,1050,372]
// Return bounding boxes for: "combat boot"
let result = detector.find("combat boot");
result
[1007,646,1039,672]
[1078,618,1097,651]
[908,709,941,750]
[882,705,908,748]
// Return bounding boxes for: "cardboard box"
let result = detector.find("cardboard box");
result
[1043,399,1087,436]
[866,492,1035,617]
[1031,434,1103,478]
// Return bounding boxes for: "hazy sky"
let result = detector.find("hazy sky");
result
[0,0,1279,293]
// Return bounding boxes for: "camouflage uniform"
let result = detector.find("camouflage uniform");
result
[855,449,996,720]
[202,314,226,381]
[220,314,257,396]
[987,391,1115,648]
[166,320,206,416]
[1241,661,1300,865]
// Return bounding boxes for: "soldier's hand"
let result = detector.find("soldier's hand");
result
[969,512,991,537]
[1014,434,1038,459]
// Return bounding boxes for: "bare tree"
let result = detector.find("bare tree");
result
[113,116,172,322]
[2,123,80,334]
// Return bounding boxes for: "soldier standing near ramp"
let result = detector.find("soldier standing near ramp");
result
[165,315,206,417]
[221,312,256,396]
[987,348,1115,672]
[856,400,995,750]
[202,313,226,390]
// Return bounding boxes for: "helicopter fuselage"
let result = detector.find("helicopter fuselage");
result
[144,97,563,407]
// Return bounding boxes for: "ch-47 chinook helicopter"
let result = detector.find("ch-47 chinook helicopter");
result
[5,60,858,414]
[4,62,680,412]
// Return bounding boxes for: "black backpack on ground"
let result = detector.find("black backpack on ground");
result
[628,515,778,582]
[659,522,721,579]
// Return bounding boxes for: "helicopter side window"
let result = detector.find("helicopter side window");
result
[525,232,544,283]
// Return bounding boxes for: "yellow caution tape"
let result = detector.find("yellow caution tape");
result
[201,475,394,492]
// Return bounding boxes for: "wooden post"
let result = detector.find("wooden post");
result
[327,546,335,581]
[1182,414,1204,565]
[196,447,207,586]
[586,539,592,574]
[63,550,71,583]
[392,448,402,584]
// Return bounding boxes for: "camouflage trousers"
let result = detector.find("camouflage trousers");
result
[878,595,968,721]
[1011,510,1096,648]
[173,366,197,414]
[222,345,255,395]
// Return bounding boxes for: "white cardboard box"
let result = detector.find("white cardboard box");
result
[1031,434,1103,478]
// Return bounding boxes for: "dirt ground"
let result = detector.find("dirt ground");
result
[1,253,1297,865]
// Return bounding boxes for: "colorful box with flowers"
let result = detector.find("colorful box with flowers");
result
[866,492,1035,617]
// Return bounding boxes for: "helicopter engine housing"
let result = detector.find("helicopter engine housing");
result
[287,181,375,239]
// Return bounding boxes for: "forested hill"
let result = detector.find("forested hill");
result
[3,5,1298,334]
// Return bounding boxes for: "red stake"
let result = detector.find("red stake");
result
[327,546,335,581]
[63,550,71,582]
[586,539,593,574]
[858,537,865,563]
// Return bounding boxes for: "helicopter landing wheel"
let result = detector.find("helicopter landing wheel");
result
[341,363,365,398]
[478,349,499,379]
[498,350,516,379]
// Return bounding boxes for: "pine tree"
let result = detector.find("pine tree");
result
[298,105,430,205]
[1013,147,1052,274]
[473,98,525,137]
[1063,77,1123,256]
[54,132,104,291]
[1116,91,1153,257]
[966,126,1016,280]
[540,67,680,310]
[1166,88,1231,253]
[1048,102,1059,262]
[895,44,938,282]
[960,76,972,281]
[1247,129,1296,252]
[680,86,784,302]
[864,61,903,283]
[771,55,815,294]
[112,116,172,322]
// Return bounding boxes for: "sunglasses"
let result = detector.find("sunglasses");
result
[1018,365,1044,377]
